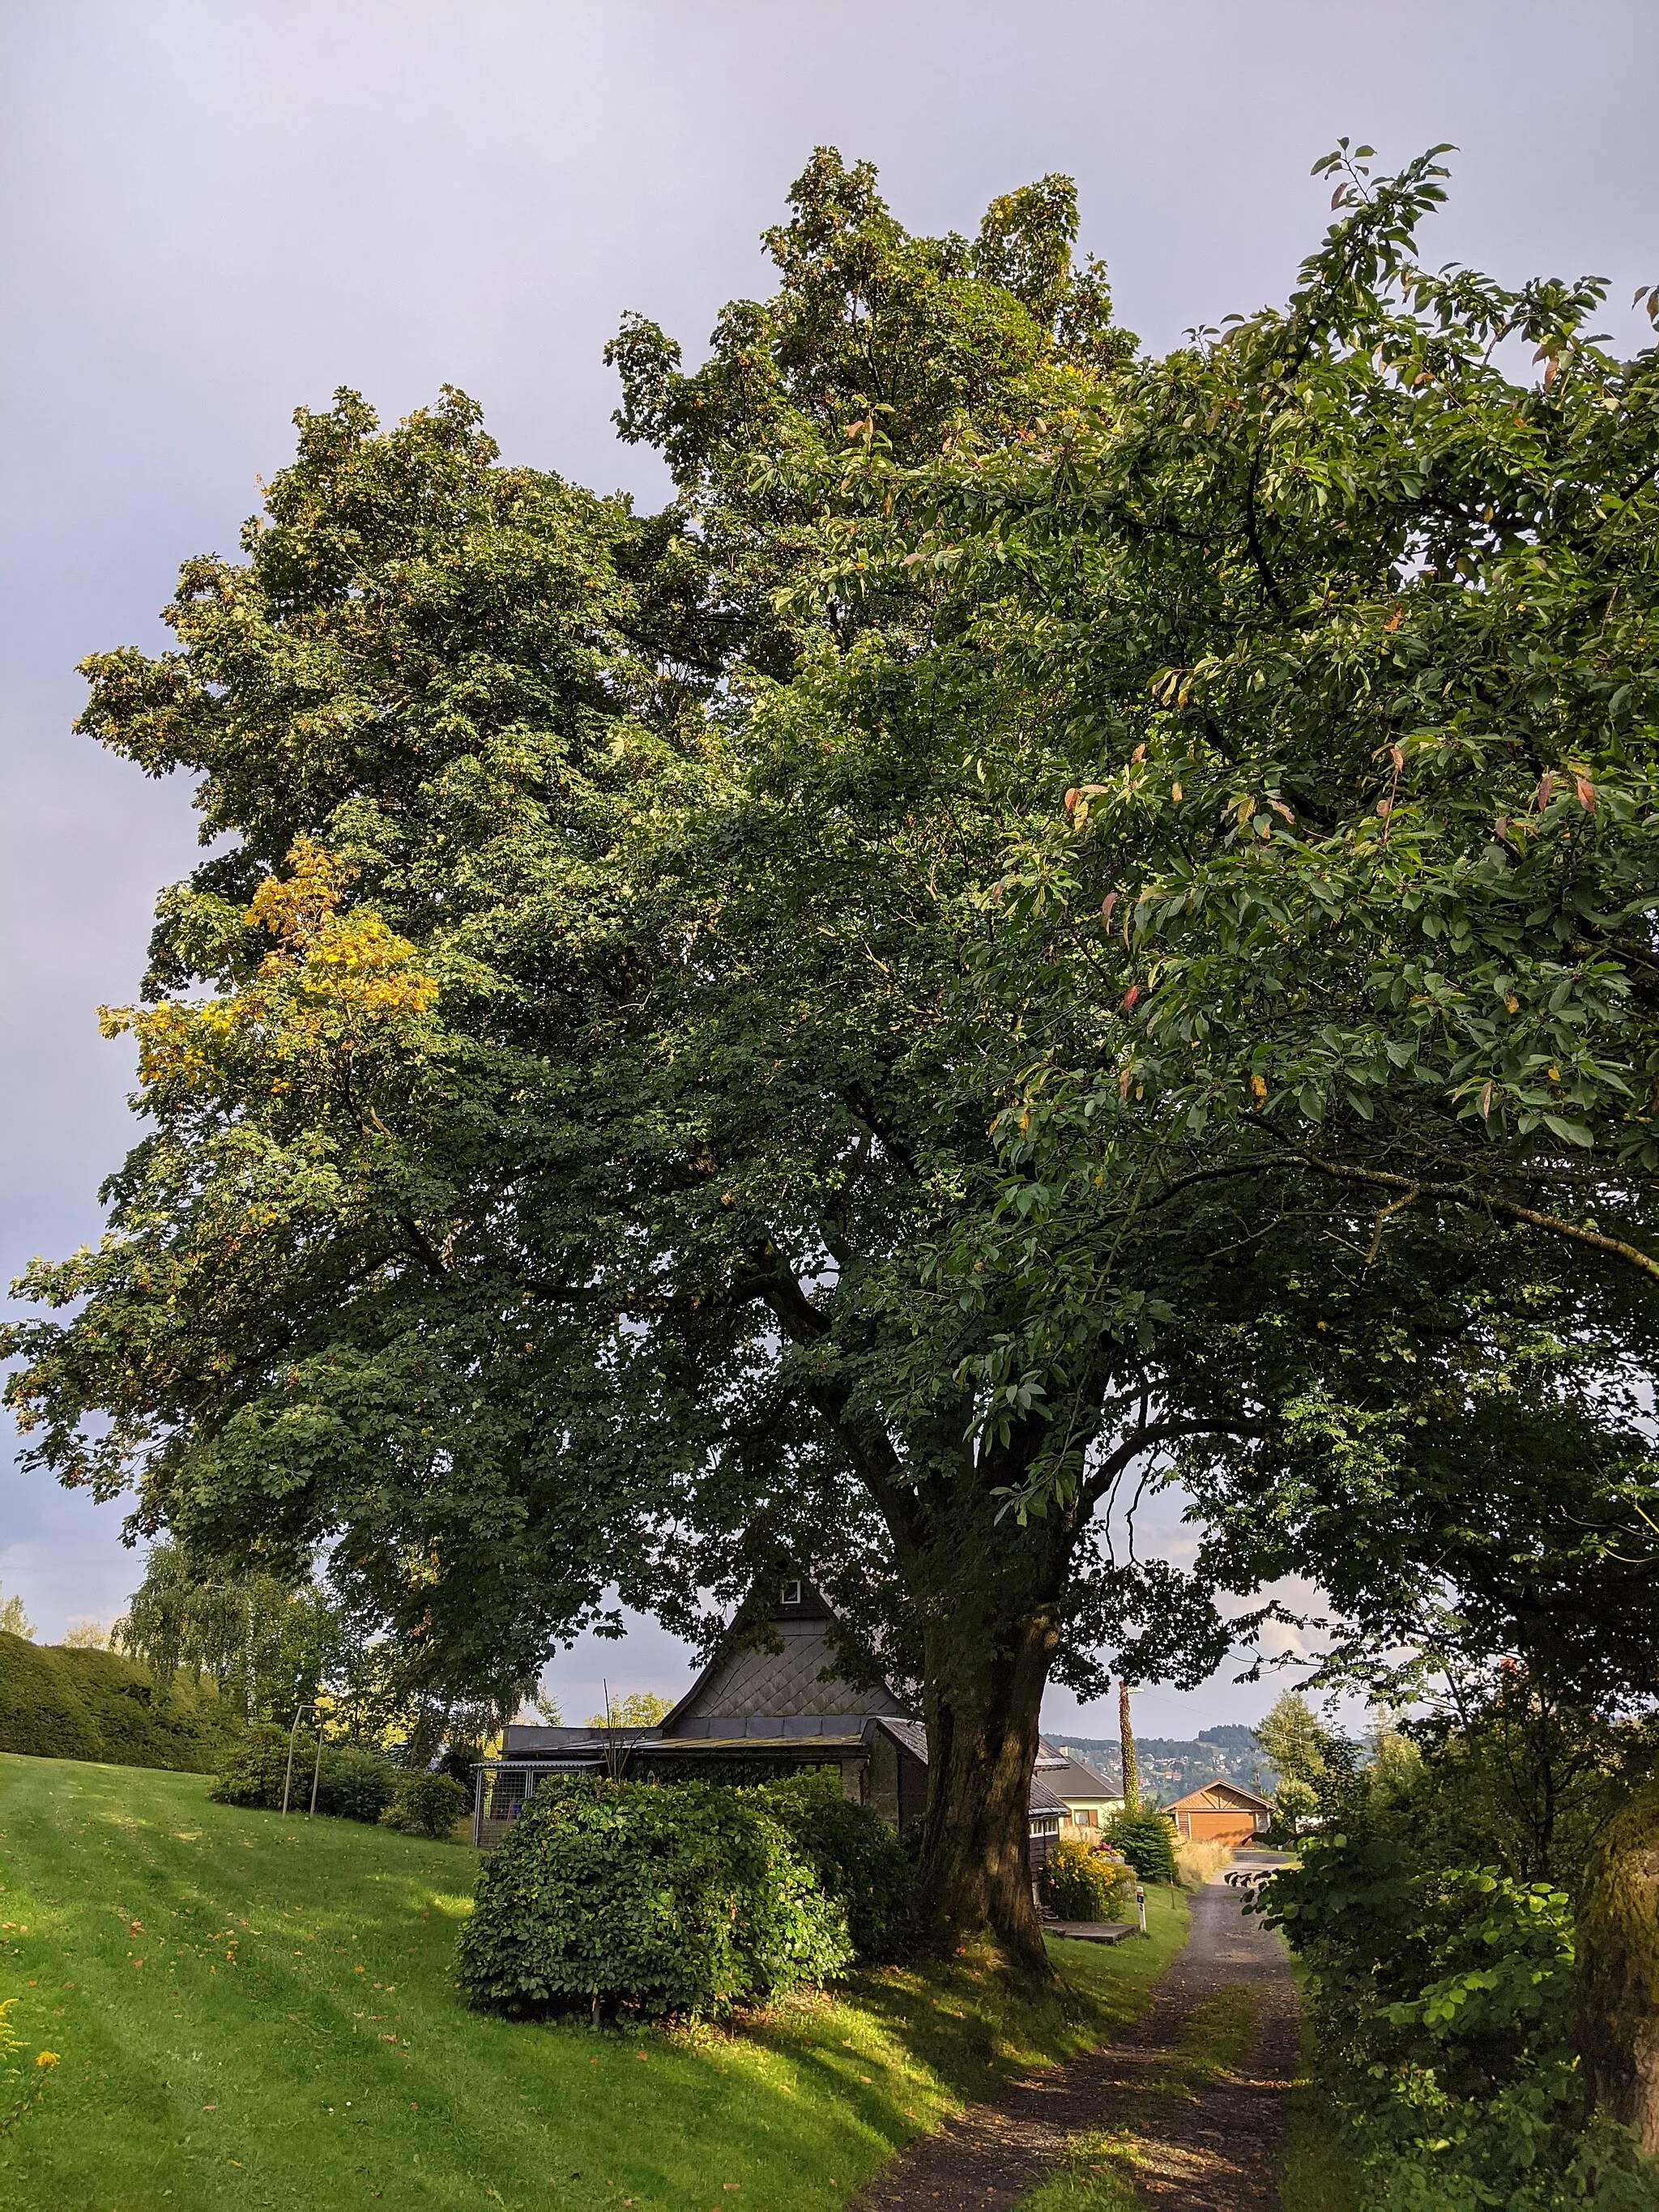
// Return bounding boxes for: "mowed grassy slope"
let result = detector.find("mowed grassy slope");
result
[0,1754,1188,2212]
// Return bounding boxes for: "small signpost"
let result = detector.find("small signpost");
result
[1137,1882,1148,1937]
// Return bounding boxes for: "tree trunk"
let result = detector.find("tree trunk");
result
[1577,1781,1659,2155]
[912,1609,1056,1971]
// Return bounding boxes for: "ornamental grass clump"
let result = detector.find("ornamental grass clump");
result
[457,1779,854,2021]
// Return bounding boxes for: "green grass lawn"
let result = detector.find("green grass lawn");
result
[0,1754,1188,2212]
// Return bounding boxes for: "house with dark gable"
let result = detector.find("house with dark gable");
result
[474,1579,1066,1865]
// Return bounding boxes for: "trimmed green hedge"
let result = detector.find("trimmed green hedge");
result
[458,1779,855,2020]
[0,1633,241,1771]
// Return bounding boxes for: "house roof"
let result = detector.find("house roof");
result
[1034,1744,1121,1800]
[1027,1773,1071,1817]
[501,1724,654,1760]
[875,1717,929,1764]
[659,1581,907,1741]
[1162,1777,1276,1815]
[638,1733,869,1757]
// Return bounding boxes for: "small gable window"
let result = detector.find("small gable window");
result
[781,1579,804,1607]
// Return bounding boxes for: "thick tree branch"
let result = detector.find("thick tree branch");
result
[1280,1146,1659,1285]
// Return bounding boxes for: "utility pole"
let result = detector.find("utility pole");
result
[1119,1679,1140,1813]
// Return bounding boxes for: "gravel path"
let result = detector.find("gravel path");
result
[851,1860,1300,2211]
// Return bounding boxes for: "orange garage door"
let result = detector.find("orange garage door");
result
[1182,1811,1260,1844]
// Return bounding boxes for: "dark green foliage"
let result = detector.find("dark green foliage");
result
[1105,1810,1175,1885]
[0,151,1186,1964]
[1039,1836,1124,1920]
[321,1747,403,1824]
[456,1779,853,2020]
[896,140,1659,1710]
[1266,1835,1586,2210]
[211,1726,399,1823]
[0,1631,240,1771]
[747,1771,915,1959]
[15,133,1659,1969]
[1263,1708,1659,2209]
[381,1770,468,1839]
[436,1739,482,1789]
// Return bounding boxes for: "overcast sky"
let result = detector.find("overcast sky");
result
[3,0,1655,1736]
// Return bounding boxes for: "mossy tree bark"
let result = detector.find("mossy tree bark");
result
[1576,1782,1659,2155]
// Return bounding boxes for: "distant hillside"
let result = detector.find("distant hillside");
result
[0,1631,243,1771]
[1049,1724,1277,1805]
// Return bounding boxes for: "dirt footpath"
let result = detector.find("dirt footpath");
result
[851,1862,1301,2211]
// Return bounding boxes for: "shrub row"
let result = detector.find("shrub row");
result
[211,1726,471,1836]
[0,1631,241,1771]
[1265,1835,1586,2210]
[1265,1828,1659,2209]
[458,1771,911,2021]
[212,1725,401,1821]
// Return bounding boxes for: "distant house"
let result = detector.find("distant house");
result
[476,1580,1061,1866]
[1163,1777,1274,1845]
[1037,1745,1123,1838]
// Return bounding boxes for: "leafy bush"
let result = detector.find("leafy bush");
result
[1256,1703,1659,2210]
[0,1630,241,1772]
[319,1745,400,1823]
[211,1727,399,1823]
[1040,1837,1125,1920]
[1105,1809,1176,1884]
[382,1770,468,1839]
[458,1778,853,2020]
[1264,1831,1589,2211]
[747,1771,914,1959]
